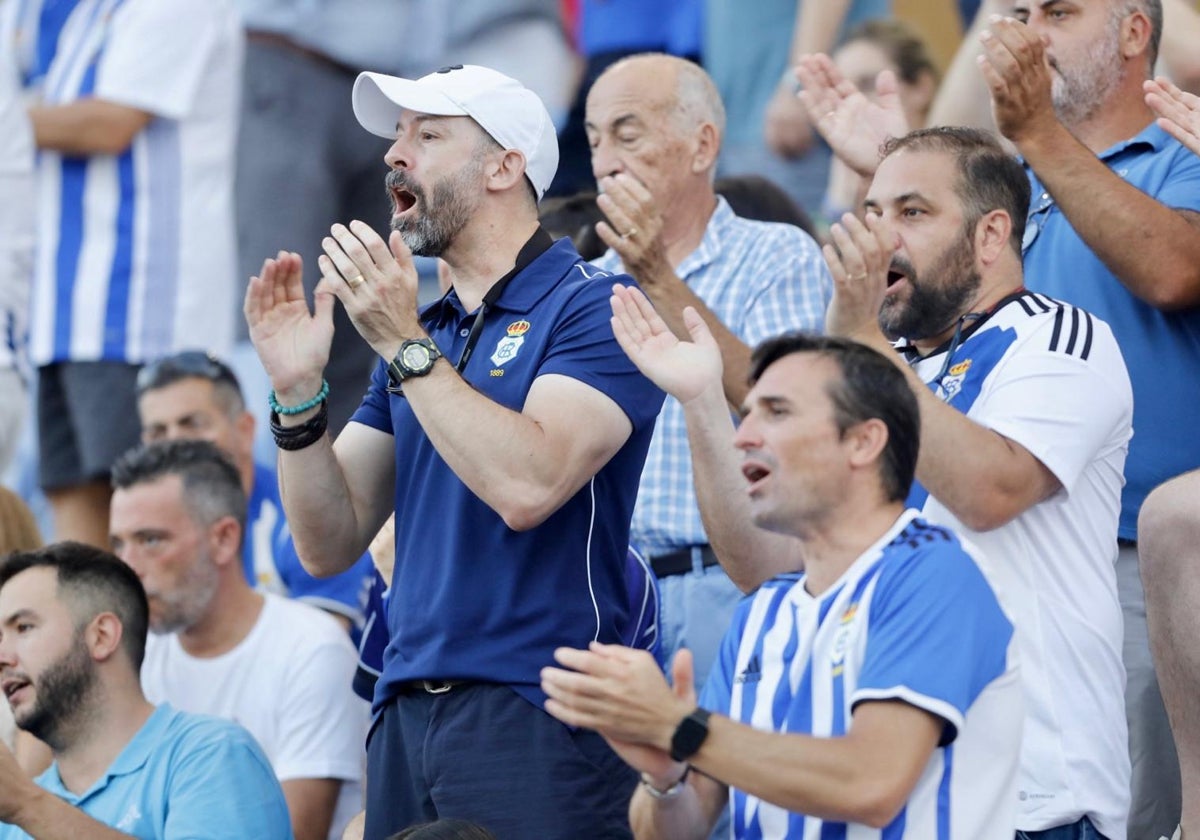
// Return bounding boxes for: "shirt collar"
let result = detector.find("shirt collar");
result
[420,237,584,326]
[675,196,733,280]
[39,705,171,803]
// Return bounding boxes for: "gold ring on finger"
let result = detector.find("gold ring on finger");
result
[347,273,366,289]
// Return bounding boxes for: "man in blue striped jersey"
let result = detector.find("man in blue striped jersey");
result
[543,329,1022,839]
[0,0,242,549]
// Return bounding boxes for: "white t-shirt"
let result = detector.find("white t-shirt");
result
[142,594,368,840]
[906,291,1132,838]
[1,0,242,366]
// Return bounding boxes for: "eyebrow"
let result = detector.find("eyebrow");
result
[864,191,932,209]
[395,113,453,133]
[584,113,642,133]
[0,608,38,627]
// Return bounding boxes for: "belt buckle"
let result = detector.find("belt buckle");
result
[422,679,454,694]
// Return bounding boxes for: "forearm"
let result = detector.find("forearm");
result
[1162,0,1200,94]
[629,782,716,840]
[401,362,616,531]
[277,431,376,576]
[28,99,152,156]
[856,330,1048,531]
[1021,123,1200,309]
[927,0,1009,131]
[684,385,802,591]
[8,787,137,839]
[638,268,753,407]
[283,778,339,840]
[791,0,853,59]
[689,716,904,827]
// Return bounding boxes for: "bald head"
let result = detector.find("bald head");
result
[593,54,725,141]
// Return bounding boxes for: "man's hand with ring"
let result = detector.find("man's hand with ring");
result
[318,220,426,362]
[595,173,671,284]
[823,212,895,347]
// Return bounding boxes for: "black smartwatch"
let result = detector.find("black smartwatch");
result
[387,338,442,390]
[669,707,712,762]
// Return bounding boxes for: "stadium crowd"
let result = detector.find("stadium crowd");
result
[2,0,1200,838]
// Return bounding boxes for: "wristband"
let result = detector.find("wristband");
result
[270,400,328,451]
[640,767,690,800]
[269,379,329,416]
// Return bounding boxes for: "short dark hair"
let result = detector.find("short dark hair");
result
[135,350,245,416]
[715,174,818,239]
[0,542,150,670]
[111,440,247,545]
[539,191,607,260]
[881,127,1031,257]
[748,333,920,502]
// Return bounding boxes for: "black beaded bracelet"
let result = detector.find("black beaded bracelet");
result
[270,400,328,451]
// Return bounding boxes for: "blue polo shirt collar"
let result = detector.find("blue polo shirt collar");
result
[39,705,169,804]
[419,238,584,328]
[1095,120,1167,161]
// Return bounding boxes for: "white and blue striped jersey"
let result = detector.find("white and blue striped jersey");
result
[701,510,1022,840]
[904,291,1132,838]
[3,0,242,366]
[0,38,32,379]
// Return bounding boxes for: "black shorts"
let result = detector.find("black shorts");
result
[37,361,142,490]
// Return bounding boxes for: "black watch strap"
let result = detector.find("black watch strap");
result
[669,707,712,763]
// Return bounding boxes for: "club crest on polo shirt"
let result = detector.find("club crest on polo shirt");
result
[830,601,860,674]
[491,320,530,368]
[938,359,973,402]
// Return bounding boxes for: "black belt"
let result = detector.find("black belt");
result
[650,545,720,578]
[395,679,471,696]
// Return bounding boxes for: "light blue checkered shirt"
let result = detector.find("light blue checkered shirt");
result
[595,197,832,557]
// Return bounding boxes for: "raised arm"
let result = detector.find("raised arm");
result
[611,285,801,591]
[763,0,855,159]
[245,252,396,576]
[823,213,1061,531]
[980,16,1200,309]
[595,174,756,407]
[319,222,635,533]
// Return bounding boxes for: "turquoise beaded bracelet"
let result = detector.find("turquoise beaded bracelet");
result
[269,379,329,416]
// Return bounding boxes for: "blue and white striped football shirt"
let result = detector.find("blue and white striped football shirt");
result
[701,510,1022,839]
[4,0,242,366]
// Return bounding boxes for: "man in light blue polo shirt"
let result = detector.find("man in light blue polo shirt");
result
[0,542,291,839]
[975,4,1200,836]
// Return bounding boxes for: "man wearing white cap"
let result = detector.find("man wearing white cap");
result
[243,64,665,839]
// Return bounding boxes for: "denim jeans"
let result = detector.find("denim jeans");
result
[1017,815,1107,840]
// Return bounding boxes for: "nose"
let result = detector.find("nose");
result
[732,412,761,452]
[0,636,16,669]
[590,137,624,183]
[385,135,411,171]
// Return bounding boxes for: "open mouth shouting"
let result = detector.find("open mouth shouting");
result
[741,460,771,495]
[1,675,31,707]
[385,171,422,220]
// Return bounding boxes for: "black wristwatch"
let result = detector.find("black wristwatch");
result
[387,338,442,390]
[669,707,712,762]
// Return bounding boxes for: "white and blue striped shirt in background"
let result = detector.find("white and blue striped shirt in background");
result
[595,197,832,558]
[0,35,32,380]
[701,510,1023,840]
[3,0,242,367]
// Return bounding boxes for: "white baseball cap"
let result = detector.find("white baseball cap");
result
[352,64,559,200]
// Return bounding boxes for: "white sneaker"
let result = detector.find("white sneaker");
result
[1159,827,1182,840]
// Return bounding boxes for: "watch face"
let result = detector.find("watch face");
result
[402,343,432,371]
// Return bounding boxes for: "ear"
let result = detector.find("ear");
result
[845,418,890,473]
[487,149,529,194]
[85,612,125,664]
[208,515,243,569]
[691,122,720,176]
[973,209,1012,268]
[1120,7,1153,62]
[235,410,255,454]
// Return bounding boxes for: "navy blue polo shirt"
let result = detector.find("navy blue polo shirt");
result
[351,238,665,713]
